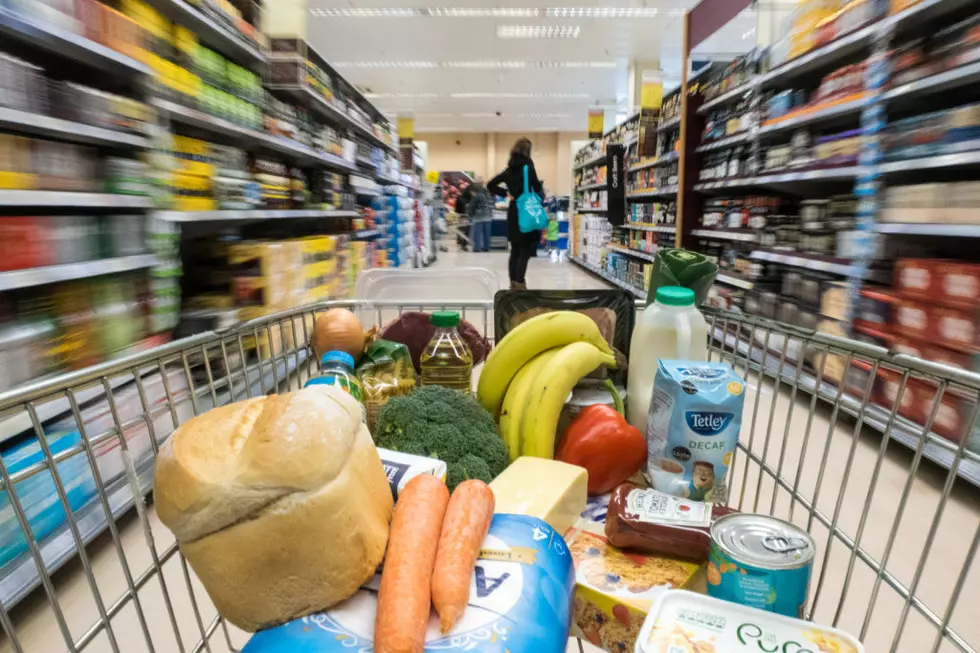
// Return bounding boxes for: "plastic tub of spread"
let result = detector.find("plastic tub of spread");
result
[636,590,864,653]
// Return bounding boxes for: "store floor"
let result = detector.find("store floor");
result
[4,252,978,653]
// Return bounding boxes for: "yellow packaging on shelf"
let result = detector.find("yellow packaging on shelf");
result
[0,172,36,190]
[122,0,169,39]
[173,24,199,58]
[173,196,217,212]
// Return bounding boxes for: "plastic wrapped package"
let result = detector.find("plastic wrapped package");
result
[356,339,417,433]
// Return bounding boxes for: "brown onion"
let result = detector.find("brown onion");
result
[312,309,369,363]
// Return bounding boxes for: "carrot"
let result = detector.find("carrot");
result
[430,480,495,634]
[375,475,450,653]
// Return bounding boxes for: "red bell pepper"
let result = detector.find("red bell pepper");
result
[556,381,646,495]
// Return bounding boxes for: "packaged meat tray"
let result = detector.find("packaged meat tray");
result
[242,514,575,653]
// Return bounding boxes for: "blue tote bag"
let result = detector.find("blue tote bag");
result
[517,165,548,233]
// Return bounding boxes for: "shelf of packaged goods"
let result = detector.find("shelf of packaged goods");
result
[715,272,755,290]
[352,186,382,197]
[883,60,980,106]
[154,99,358,172]
[0,191,153,209]
[569,256,647,299]
[575,206,607,213]
[629,154,677,172]
[691,228,760,243]
[880,151,980,174]
[266,83,355,131]
[758,23,877,89]
[757,95,867,139]
[875,222,980,237]
[0,108,150,149]
[711,326,980,488]
[357,155,374,168]
[0,349,310,610]
[154,209,357,222]
[352,122,397,154]
[698,81,757,115]
[141,0,265,70]
[657,115,682,133]
[696,131,752,154]
[573,153,607,171]
[607,244,657,262]
[748,250,886,281]
[577,182,606,192]
[0,6,149,77]
[694,166,860,191]
[0,254,157,292]
[627,188,678,200]
[624,223,674,234]
[882,0,979,40]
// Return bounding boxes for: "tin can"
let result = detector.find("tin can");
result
[706,513,815,618]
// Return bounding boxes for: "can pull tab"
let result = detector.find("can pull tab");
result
[762,535,809,555]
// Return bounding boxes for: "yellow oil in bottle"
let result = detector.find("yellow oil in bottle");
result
[420,311,473,393]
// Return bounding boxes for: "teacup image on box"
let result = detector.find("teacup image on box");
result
[644,361,745,502]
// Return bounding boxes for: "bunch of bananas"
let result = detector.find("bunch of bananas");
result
[476,311,617,461]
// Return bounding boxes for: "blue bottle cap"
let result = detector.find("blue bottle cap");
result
[320,350,355,369]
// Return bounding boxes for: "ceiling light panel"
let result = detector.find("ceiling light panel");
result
[496,25,581,39]
[333,61,616,69]
[309,7,678,18]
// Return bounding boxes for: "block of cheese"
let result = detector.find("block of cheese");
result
[489,457,587,535]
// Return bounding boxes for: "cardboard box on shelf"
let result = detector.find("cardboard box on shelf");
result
[893,300,979,353]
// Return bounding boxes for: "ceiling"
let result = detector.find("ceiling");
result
[306,1,760,133]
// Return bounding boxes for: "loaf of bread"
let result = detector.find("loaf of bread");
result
[154,384,393,632]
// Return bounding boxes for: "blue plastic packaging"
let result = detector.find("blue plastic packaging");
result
[242,514,575,653]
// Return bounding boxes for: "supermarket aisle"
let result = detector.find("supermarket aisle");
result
[433,249,610,292]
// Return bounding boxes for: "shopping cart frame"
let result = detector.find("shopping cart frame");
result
[0,299,976,653]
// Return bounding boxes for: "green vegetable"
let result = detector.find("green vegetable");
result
[646,248,718,307]
[374,385,508,490]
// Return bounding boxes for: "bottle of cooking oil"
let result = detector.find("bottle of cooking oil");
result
[420,311,473,393]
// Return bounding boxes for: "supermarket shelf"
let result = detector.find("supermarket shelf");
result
[716,272,755,290]
[0,191,152,209]
[883,0,979,39]
[880,151,980,174]
[0,108,149,149]
[0,6,149,77]
[267,83,354,132]
[627,187,678,199]
[352,229,381,239]
[0,254,157,292]
[141,0,266,69]
[712,326,980,488]
[607,244,657,262]
[573,153,607,171]
[154,209,357,223]
[696,132,751,154]
[875,222,980,237]
[757,95,867,138]
[658,115,682,133]
[883,60,980,105]
[694,166,860,191]
[749,249,882,280]
[691,228,760,243]
[577,182,606,192]
[575,206,607,213]
[625,223,675,234]
[699,81,757,114]
[758,22,876,89]
[629,154,677,172]
[155,99,359,172]
[0,350,309,610]
[569,256,647,299]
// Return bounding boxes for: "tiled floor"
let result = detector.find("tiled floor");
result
[4,250,978,653]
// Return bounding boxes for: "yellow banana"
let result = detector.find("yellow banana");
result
[477,311,614,418]
[498,348,562,462]
[520,342,617,459]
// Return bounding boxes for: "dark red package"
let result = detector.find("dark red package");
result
[604,483,737,562]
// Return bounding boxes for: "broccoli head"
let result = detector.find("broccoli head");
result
[374,385,508,490]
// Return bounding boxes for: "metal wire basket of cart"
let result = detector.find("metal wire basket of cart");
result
[0,299,975,653]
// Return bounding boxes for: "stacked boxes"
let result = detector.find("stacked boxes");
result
[171,136,215,211]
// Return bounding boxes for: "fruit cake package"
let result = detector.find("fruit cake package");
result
[242,514,575,653]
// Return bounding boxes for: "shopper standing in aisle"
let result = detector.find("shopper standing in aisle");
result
[488,138,543,289]
[466,176,493,252]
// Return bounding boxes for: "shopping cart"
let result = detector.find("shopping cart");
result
[0,299,976,653]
